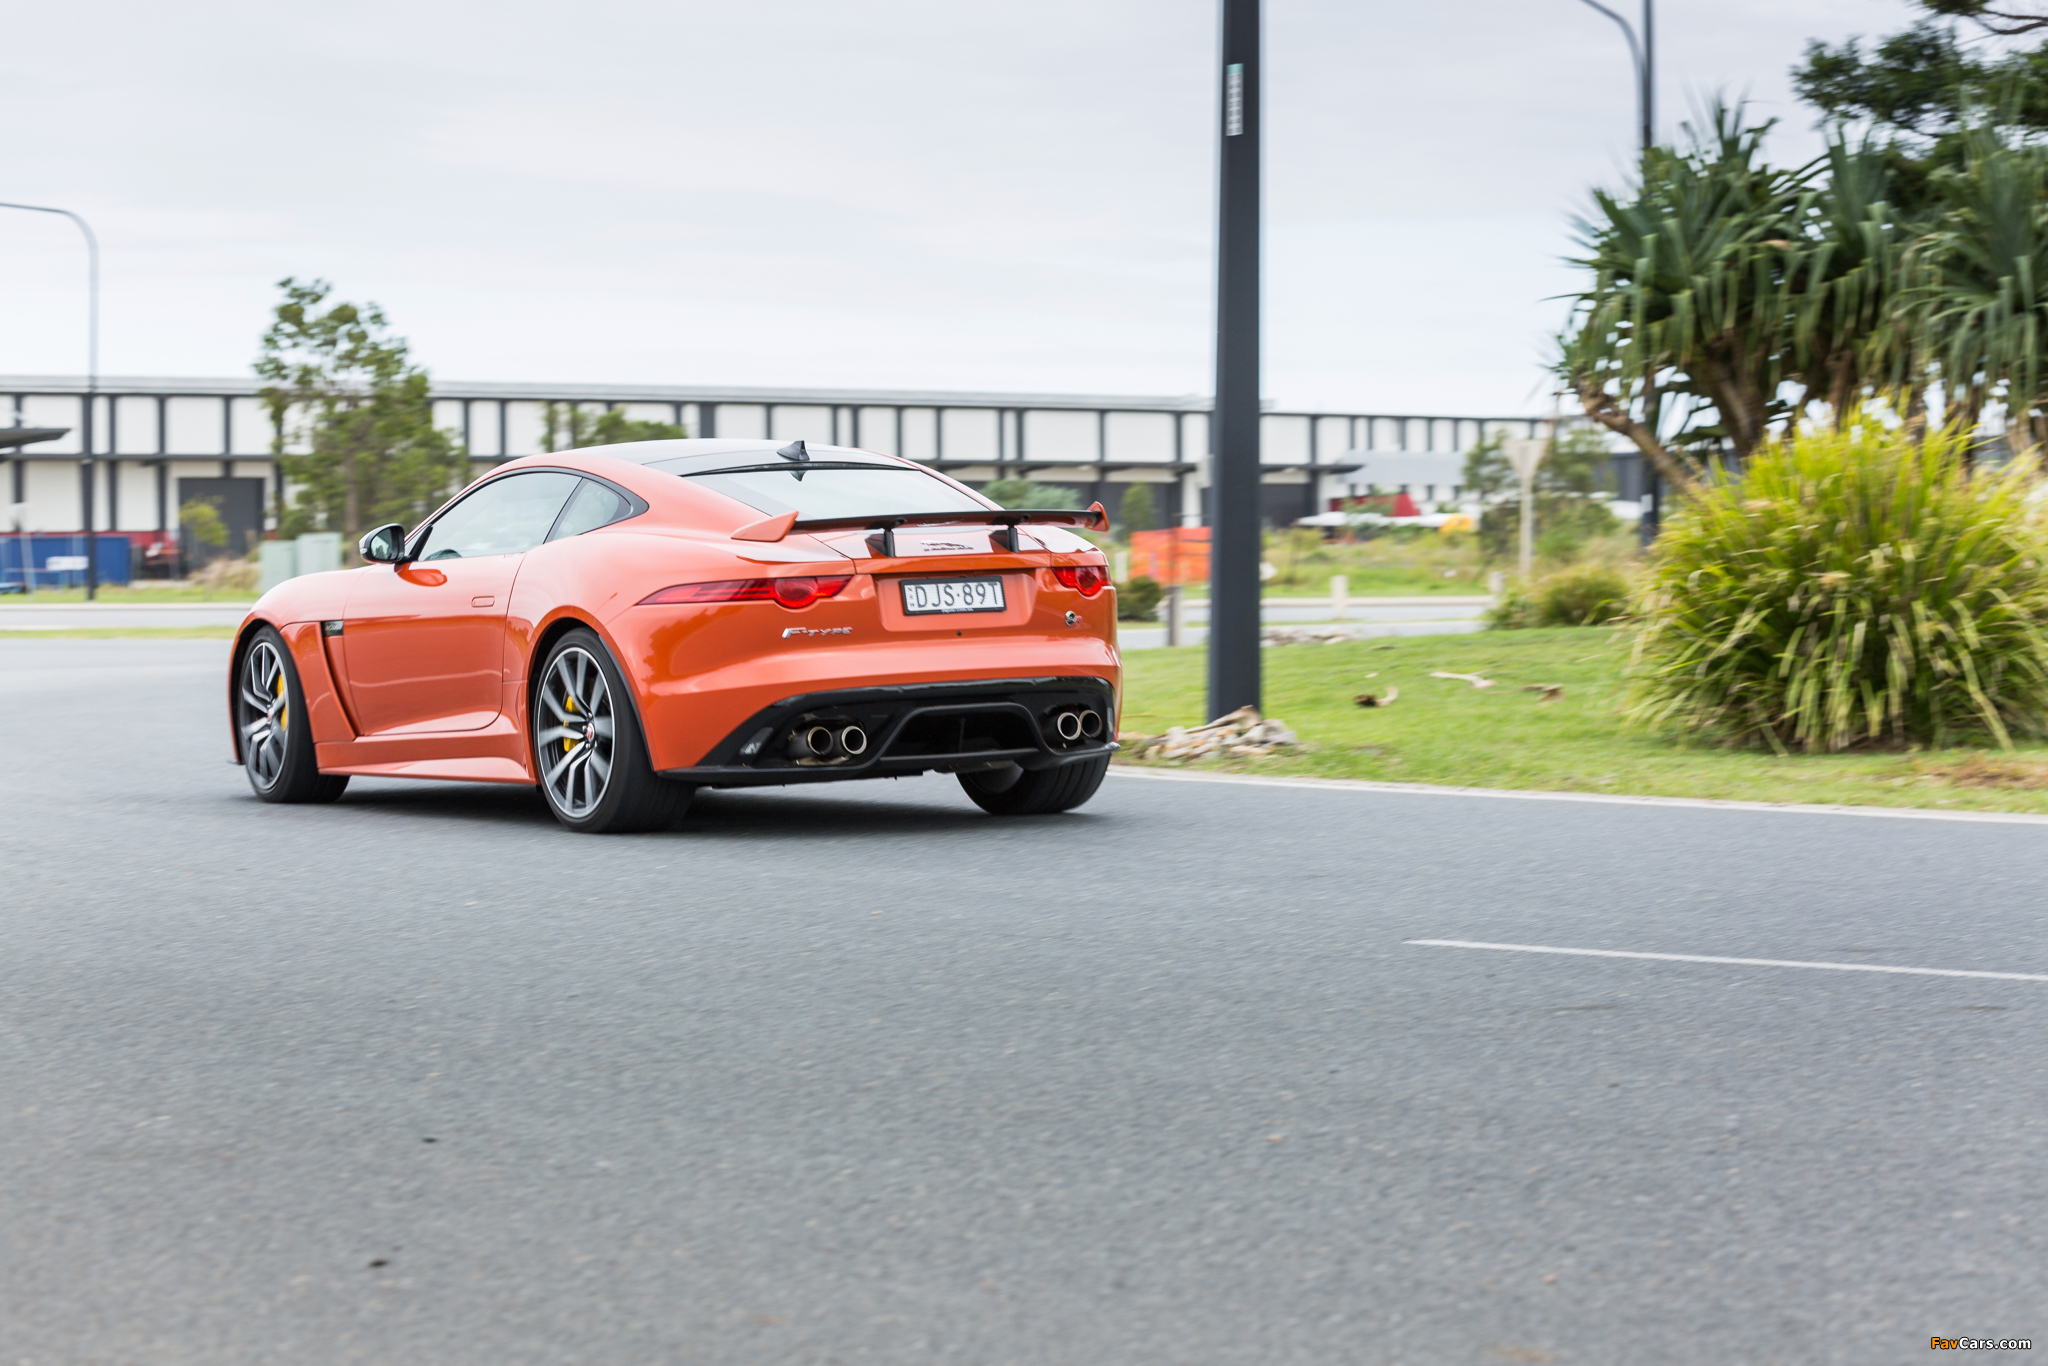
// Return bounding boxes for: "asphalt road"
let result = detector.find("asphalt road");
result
[2,638,2043,1364]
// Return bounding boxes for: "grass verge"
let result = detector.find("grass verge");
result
[1116,627,2048,814]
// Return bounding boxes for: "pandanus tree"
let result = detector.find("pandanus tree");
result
[1914,131,2048,452]
[1559,108,1921,494]
[1790,0,2048,455]
[1560,110,1807,494]
[1784,140,1919,420]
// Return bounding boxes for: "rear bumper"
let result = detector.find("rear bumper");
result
[658,676,1116,788]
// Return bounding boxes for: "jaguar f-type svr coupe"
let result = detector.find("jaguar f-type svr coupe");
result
[228,439,1122,831]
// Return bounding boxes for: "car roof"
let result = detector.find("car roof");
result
[581,438,909,475]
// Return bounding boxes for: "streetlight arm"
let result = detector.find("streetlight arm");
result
[1570,0,1653,154]
[0,201,98,389]
[1571,0,1642,77]
[0,199,103,598]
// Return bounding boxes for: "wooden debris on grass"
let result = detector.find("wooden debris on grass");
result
[1262,626,1365,646]
[1122,706,1301,762]
[1353,687,1399,708]
[1520,683,1566,703]
[1430,671,1495,689]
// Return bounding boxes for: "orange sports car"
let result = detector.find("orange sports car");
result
[229,439,1122,832]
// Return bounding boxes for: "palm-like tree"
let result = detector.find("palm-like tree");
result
[1562,101,2048,489]
[1561,108,1811,493]
[1559,109,1938,489]
[1783,140,1919,421]
[1915,131,2048,453]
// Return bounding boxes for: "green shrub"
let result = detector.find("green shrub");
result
[179,498,228,555]
[1486,563,1630,629]
[1628,421,2048,752]
[1117,574,1164,622]
[1484,580,1538,629]
[1536,563,1631,625]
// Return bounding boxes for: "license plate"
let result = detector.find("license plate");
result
[901,577,1006,615]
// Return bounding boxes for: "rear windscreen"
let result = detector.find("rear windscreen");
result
[680,464,991,522]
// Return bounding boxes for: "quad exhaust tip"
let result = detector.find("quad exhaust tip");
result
[786,722,868,763]
[1051,708,1104,743]
[788,708,1099,763]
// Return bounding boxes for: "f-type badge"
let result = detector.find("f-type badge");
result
[782,626,853,639]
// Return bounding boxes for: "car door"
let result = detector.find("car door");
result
[341,470,581,735]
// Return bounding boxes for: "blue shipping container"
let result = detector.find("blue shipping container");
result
[0,534,134,589]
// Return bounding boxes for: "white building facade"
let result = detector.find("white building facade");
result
[2,375,1544,557]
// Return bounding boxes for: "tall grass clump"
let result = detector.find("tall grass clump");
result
[1628,421,2048,752]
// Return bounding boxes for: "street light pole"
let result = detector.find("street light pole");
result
[1208,0,1262,721]
[1570,1,1658,542]
[0,201,99,599]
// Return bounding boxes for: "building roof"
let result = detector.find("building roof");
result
[0,427,68,451]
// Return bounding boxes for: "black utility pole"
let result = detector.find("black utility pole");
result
[1208,0,1262,721]
[1642,1,1654,157]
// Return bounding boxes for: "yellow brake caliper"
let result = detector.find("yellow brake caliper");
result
[563,692,576,752]
[275,668,287,732]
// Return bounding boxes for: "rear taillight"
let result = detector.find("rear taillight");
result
[640,575,852,609]
[1051,565,1109,597]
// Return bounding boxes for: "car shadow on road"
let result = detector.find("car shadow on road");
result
[323,781,557,828]
[317,777,1094,840]
[683,786,997,838]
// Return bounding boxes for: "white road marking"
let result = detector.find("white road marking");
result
[1107,767,2048,826]
[1406,939,2048,983]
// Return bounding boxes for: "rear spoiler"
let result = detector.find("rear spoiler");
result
[732,503,1109,555]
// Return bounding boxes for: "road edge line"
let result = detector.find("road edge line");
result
[1105,766,2048,826]
[1406,938,2048,982]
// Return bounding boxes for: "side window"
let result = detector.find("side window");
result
[546,479,635,542]
[415,472,580,560]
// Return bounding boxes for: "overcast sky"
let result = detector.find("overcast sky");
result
[0,0,1923,415]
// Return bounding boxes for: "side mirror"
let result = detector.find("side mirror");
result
[358,524,409,563]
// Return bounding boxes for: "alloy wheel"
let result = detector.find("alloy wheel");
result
[537,647,615,818]
[239,640,290,789]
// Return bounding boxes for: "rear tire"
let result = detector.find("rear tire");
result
[958,754,1110,816]
[533,627,692,833]
[237,626,349,805]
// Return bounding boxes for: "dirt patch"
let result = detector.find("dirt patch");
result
[1916,754,2048,789]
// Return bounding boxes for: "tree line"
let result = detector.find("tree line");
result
[256,280,681,550]
[1561,0,2048,496]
